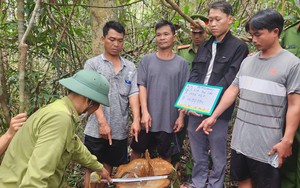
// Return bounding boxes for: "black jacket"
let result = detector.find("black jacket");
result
[189,31,249,120]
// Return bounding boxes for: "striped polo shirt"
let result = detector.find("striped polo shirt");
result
[231,50,300,164]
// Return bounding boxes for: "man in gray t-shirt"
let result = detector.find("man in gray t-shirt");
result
[199,9,300,188]
[130,20,189,162]
[83,21,140,188]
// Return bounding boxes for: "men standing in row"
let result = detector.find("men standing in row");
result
[130,20,190,162]
[199,9,300,188]
[83,21,140,188]
[188,1,248,187]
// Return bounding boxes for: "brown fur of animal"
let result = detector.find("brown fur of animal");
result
[114,150,174,188]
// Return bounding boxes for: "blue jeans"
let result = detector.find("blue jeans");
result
[188,116,229,188]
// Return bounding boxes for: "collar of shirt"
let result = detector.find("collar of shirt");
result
[100,54,126,70]
[211,30,232,45]
[62,96,80,124]
[188,43,196,54]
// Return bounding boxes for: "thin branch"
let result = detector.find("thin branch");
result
[18,0,42,113]
[42,0,143,9]
[162,0,210,34]
[20,1,41,45]
[160,0,172,9]
[45,5,89,60]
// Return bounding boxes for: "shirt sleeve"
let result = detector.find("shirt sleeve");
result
[232,70,240,87]
[129,69,139,97]
[71,135,103,171]
[137,56,147,86]
[182,60,190,87]
[287,61,300,94]
[19,112,71,188]
[84,58,97,71]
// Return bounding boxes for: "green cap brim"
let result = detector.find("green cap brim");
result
[191,14,209,22]
[59,77,109,107]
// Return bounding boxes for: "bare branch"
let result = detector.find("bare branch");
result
[162,0,210,34]
[160,0,172,9]
[20,0,41,45]
[42,0,143,9]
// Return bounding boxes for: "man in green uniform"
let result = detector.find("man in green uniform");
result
[282,21,300,57]
[280,11,300,188]
[177,14,209,69]
[0,69,112,187]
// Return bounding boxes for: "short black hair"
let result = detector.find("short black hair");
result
[155,20,176,35]
[245,9,284,37]
[208,1,232,16]
[103,21,125,37]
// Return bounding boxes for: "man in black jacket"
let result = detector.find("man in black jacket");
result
[186,1,248,188]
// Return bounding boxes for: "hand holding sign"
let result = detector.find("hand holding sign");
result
[174,82,223,116]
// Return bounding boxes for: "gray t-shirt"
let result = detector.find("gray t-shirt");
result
[138,52,190,133]
[84,54,139,140]
[231,50,300,164]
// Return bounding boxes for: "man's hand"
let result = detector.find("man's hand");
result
[130,120,140,142]
[196,117,217,134]
[7,113,27,138]
[99,122,112,145]
[173,116,184,133]
[269,139,293,168]
[181,108,202,117]
[141,112,152,133]
[97,167,112,183]
[188,111,203,117]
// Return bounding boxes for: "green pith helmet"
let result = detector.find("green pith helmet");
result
[190,14,209,32]
[190,14,209,23]
[59,69,110,106]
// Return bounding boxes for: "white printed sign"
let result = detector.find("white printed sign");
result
[174,82,223,116]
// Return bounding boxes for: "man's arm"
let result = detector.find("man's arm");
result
[139,85,151,133]
[129,94,140,142]
[0,113,27,156]
[96,106,112,145]
[174,60,189,132]
[196,84,240,134]
[269,93,300,167]
[71,135,112,182]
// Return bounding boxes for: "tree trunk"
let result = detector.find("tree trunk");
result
[90,0,117,56]
[17,0,41,113]
[0,49,10,123]
[17,0,26,113]
[17,0,25,42]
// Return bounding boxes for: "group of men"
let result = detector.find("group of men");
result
[0,1,299,188]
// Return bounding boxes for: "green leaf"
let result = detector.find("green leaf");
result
[184,5,190,15]
[233,20,240,30]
